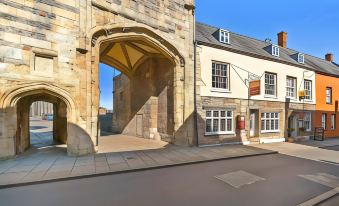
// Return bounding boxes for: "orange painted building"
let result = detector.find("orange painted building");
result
[315,72,339,138]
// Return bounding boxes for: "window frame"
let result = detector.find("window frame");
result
[211,61,230,91]
[304,112,312,132]
[265,72,277,97]
[298,53,305,64]
[261,112,280,133]
[272,45,280,57]
[286,76,297,99]
[205,110,234,135]
[326,87,332,104]
[304,80,312,100]
[219,29,230,44]
[322,113,327,130]
[331,114,336,130]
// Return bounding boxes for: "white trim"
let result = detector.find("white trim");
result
[264,95,278,99]
[205,132,235,136]
[261,112,280,132]
[210,88,231,93]
[219,29,230,44]
[259,138,285,144]
[271,45,280,57]
[205,110,234,134]
[261,130,280,134]
[298,53,305,64]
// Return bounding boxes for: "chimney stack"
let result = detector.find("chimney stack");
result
[278,31,287,48]
[325,53,334,62]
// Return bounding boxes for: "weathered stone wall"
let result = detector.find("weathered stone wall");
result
[0,0,195,158]
[112,57,174,141]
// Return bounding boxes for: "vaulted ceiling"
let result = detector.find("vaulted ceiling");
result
[100,40,165,77]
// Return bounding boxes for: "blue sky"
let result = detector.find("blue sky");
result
[100,0,339,109]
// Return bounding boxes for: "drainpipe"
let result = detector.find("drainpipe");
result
[192,9,199,147]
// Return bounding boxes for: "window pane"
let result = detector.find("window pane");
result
[213,111,219,117]
[220,119,226,131]
[206,111,211,117]
[206,119,212,132]
[227,119,232,131]
[227,111,232,117]
[261,120,265,130]
[220,111,226,117]
[275,119,279,130]
[213,119,219,132]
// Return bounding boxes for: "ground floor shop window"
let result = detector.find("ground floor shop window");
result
[206,110,233,135]
[261,112,280,133]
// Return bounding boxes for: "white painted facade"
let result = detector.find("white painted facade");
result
[199,45,316,104]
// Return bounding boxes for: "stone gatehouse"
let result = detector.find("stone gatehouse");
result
[0,0,195,158]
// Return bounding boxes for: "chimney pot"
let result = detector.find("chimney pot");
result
[278,31,287,48]
[325,53,334,62]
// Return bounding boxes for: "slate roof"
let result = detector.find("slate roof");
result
[196,22,339,77]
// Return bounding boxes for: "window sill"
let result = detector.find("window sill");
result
[264,95,278,99]
[205,132,235,136]
[261,130,280,134]
[303,99,313,102]
[210,88,231,93]
[286,97,297,101]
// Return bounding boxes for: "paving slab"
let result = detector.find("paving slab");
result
[0,137,275,188]
[251,142,339,164]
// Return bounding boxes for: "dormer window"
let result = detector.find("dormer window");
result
[272,45,279,57]
[219,29,230,44]
[298,53,305,64]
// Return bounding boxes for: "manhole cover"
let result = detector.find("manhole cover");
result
[215,170,265,189]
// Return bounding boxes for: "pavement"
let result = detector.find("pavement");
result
[252,140,339,165]
[0,140,274,187]
[98,135,169,153]
[0,153,338,206]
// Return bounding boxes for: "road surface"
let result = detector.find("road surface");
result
[0,153,338,206]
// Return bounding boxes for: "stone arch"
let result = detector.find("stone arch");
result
[0,82,94,156]
[88,25,185,143]
[90,26,185,67]
[0,82,76,121]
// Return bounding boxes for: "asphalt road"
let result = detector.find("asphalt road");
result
[0,154,338,206]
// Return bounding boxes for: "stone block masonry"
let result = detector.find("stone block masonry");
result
[0,0,196,158]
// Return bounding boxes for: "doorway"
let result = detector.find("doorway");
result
[15,93,68,154]
[250,110,259,138]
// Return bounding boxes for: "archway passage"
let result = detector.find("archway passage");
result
[16,93,68,154]
[29,101,54,148]
[98,37,175,151]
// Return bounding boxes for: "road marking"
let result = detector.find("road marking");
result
[215,170,265,189]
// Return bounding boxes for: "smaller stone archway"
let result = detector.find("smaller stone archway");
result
[15,93,68,153]
[0,83,93,156]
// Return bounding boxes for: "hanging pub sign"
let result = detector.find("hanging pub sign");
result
[299,90,306,100]
[249,80,260,96]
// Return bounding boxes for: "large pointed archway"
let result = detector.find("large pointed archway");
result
[91,27,185,151]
